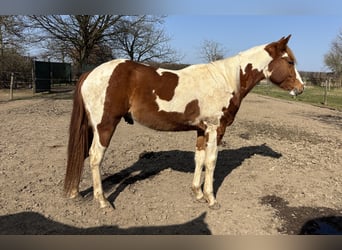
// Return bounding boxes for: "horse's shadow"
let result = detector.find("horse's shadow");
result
[81,143,282,205]
[0,211,210,234]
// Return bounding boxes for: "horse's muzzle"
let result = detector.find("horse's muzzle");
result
[289,85,304,96]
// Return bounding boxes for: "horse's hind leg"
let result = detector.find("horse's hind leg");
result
[90,118,120,208]
[89,133,109,208]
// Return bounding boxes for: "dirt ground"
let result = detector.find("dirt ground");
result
[0,89,341,235]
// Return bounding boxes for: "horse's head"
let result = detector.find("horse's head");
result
[265,35,304,96]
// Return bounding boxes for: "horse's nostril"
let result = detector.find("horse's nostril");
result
[298,86,304,94]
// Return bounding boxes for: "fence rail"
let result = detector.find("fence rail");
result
[0,70,33,89]
[1,61,72,93]
[299,71,342,88]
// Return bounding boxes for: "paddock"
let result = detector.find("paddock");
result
[0,91,341,234]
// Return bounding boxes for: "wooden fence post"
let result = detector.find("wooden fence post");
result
[323,79,328,105]
[10,72,14,100]
[32,61,36,94]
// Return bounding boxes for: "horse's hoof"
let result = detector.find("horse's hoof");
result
[66,189,81,199]
[209,202,221,210]
[190,191,206,203]
[196,197,207,203]
[98,199,115,210]
[101,204,115,214]
[67,192,82,200]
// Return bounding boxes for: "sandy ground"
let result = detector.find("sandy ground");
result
[0,90,341,235]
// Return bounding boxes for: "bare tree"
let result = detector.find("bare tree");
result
[86,43,114,65]
[29,15,122,75]
[29,15,182,74]
[37,39,72,62]
[112,16,181,63]
[0,16,26,56]
[198,39,227,63]
[324,29,342,76]
[0,16,31,88]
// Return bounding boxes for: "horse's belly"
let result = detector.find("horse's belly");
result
[130,108,197,131]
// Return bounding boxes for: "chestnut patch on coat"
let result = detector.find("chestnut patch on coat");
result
[217,64,265,144]
[196,129,209,151]
[153,71,179,101]
[97,61,202,146]
[96,62,133,146]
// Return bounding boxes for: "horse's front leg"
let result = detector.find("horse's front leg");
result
[192,131,206,202]
[203,126,220,209]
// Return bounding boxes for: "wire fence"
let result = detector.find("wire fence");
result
[0,70,33,89]
[300,71,342,88]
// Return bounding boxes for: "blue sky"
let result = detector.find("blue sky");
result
[164,15,342,72]
[2,0,342,15]
[3,0,340,72]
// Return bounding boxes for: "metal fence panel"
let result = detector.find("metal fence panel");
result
[34,61,72,93]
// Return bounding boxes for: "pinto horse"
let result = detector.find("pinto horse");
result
[65,35,304,209]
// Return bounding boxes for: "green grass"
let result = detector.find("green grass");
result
[252,84,342,111]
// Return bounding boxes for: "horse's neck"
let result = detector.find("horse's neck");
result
[218,50,268,129]
[221,45,268,96]
[212,46,269,122]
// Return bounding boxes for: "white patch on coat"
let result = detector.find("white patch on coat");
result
[295,68,304,85]
[289,89,297,96]
[81,59,127,129]
[154,44,273,126]
[239,44,273,75]
[155,63,237,126]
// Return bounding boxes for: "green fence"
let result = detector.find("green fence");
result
[33,61,72,93]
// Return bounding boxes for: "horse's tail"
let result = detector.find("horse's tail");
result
[64,72,93,197]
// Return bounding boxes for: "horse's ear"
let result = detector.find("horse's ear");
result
[265,35,292,58]
[285,34,292,41]
[278,35,291,51]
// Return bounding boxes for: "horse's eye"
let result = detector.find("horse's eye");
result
[288,61,294,65]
